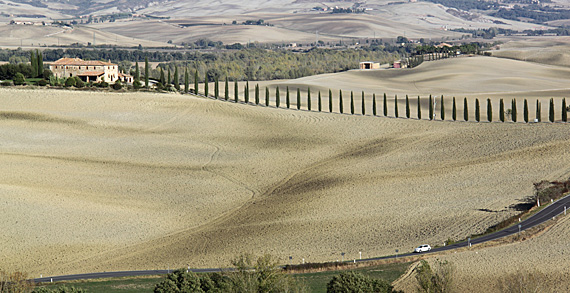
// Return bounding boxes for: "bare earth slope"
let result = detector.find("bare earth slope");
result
[1,87,569,276]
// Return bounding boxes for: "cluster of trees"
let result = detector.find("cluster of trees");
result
[423,0,499,11]
[331,7,365,13]
[492,4,570,24]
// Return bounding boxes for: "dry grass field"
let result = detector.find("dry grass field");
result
[491,36,570,67]
[395,216,570,292]
[1,68,569,278]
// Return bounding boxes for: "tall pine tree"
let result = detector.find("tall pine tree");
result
[394,95,399,118]
[225,77,229,100]
[373,93,377,116]
[173,66,179,90]
[339,90,344,114]
[512,99,517,122]
[144,57,149,88]
[265,87,270,106]
[255,84,260,105]
[549,98,555,122]
[329,89,333,113]
[418,96,422,120]
[160,67,165,86]
[204,76,208,97]
[383,93,387,116]
[276,87,280,108]
[297,88,301,110]
[307,87,312,111]
[523,99,529,123]
[286,86,290,108]
[244,81,249,103]
[499,99,505,122]
[194,70,198,94]
[487,98,492,122]
[440,95,445,120]
[184,68,189,93]
[350,91,355,114]
[361,91,366,115]
[452,97,456,121]
[234,81,238,103]
[537,100,542,122]
[135,61,140,81]
[318,91,322,112]
[429,95,433,120]
[214,76,219,99]
[562,98,567,122]
[168,68,171,86]
[475,98,480,122]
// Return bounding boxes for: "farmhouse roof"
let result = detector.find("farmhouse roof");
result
[51,58,114,66]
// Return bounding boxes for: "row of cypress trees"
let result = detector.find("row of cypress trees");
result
[190,75,568,123]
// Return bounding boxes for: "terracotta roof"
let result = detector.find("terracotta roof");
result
[51,58,115,66]
[76,71,105,76]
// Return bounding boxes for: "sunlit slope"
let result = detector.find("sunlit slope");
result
[2,89,569,276]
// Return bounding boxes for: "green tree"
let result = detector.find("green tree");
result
[418,96,422,119]
[339,90,344,114]
[37,50,43,78]
[318,91,322,112]
[160,67,165,86]
[405,95,410,118]
[327,271,395,293]
[286,86,290,108]
[214,75,220,100]
[266,87,270,106]
[30,51,37,77]
[383,93,387,116]
[225,76,229,100]
[416,259,455,293]
[307,87,311,111]
[113,79,122,90]
[487,98,492,122]
[173,65,179,90]
[429,95,433,120]
[135,61,140,81]
[144,57,149,88]
[204,76,209,97]
[361,91,366,115]
[440,95,445,120]
[452,97,456,121]
[154,269,205,293]
[562,98,567,122]
[394,95,399,118]
[234,81,238,103]
[184,68,189,93]
[373,93,377,116]
[244,81,249,103]
[167,67,171,86]
[464,98,469,122]
[499,99,505,122]
[13,72,25,85]
[297,88,301,110]
[537,100,542,122]
[475,98,480,122]
[329,89,333,113]
[276,86,280,108]
[512,99,517,122]
[194,70,199,94]
[549,98,555,122]
[524,99,529,123]
[350,91,355,114]
[133,79,142,89]
[255,84,260,105]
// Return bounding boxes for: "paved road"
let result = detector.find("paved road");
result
[33,194,570,283]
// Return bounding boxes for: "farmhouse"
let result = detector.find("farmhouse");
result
[359,61,380,70]
[49,58,133,84]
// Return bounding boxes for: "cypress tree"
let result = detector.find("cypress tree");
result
[373,93,377,116]
[339,90,344,114]
[452,97,456,121]
[562,98,567,122]
[184,68,189,93]
[135,61,140,81]
[350,91,355,114]
[297,88,301,110]
[394,95,399,118]
[286,86,290,108]
[549,98,555,122]
[194,70,198,94]
[265,87,270,106]
[383,93,387,116]
[307,87,311,111]
[318,91,322,112]
[429,95,433,120]
[244,81,249,103]
[173,66,179,90]
[418,96,422,119]
[361,91,365,115]
[160,67,165,86]
[234,81,238,103]
[168,68,171,86]
[475,98,480,122]
[405,95,410,118]
[487,98,492,122]
[440,95,445,120]
[225,77,229,100]
[276,87,280,108]
[37,50,43,77]
[255,84,260,105]
[214,76,219,99]
[537,100,542,122]
[512,99,517,122]
[144,57,149,88]
[499,99,505,122]
[204,76,209,97]
[329,89,333,113]
[524,99,529,123]
[464,98,469,122]
[30,51,37,77]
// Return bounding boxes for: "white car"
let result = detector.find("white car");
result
[414,244,431,253]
